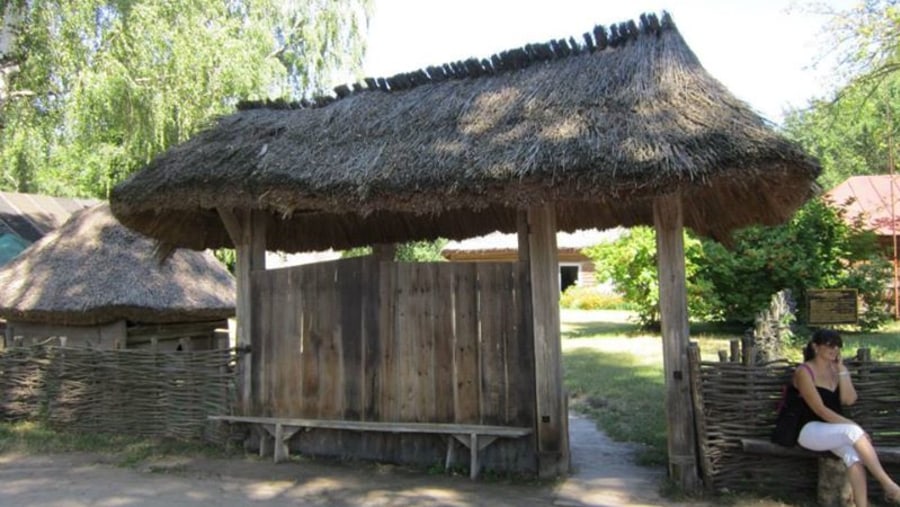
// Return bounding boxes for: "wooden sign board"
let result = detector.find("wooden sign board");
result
[807,289,858,325]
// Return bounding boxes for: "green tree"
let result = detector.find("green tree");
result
[586,200,891,330]
[341,239,449,262]
[783,0,900,189]
[0,0,372,197]
[701,198,885,324]
[782,80,900,190]
[584,227,720,329]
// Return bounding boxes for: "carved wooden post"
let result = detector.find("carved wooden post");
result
[218,208,266,415]
[653,193,701,492]
[525,204,568,478]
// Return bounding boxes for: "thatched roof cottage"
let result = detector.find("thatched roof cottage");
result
[0,203,235,350]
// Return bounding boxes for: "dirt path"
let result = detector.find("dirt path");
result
[0,412,718,507]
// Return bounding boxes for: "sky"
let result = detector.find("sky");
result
[362,0,858,126]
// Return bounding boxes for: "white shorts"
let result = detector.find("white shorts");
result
[798,421,865,468]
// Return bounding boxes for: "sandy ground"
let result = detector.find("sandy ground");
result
[0,411,718,507]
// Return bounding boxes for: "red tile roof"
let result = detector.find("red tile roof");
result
[824,175,900,237]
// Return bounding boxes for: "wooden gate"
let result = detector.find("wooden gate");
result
[249,256,536,470]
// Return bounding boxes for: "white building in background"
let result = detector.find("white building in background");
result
[442,228,623,293]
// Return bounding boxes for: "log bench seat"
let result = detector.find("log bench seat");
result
[741,438,900,506]
[209,415,533,479]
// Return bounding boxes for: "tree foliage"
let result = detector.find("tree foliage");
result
[585,199,891,330]
[341,239,449,262]
[783,0,900,190]
[0,0,372,197]
[782,78,899,190]
[583,227,720,329]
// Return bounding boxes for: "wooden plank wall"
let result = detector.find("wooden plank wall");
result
[249,256,536,471]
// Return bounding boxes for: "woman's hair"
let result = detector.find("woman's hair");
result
[803,328,843,361]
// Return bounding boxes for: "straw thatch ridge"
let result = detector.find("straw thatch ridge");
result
[0,203,235,325]
[110,12,820,253]
[240,12,671,111]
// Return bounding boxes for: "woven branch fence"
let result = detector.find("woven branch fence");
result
[689,341,900,498]
[0,346,239,441]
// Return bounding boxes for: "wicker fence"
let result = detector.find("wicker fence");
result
[0,346,238,440]
[689,341,900,498]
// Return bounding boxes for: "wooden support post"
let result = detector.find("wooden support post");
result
[372,243,396,261]
[687,342,712,489]
[525,204,568,478]
[218,208,266,415]
[653,193,701,493]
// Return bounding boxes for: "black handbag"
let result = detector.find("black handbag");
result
[771,384,804,447]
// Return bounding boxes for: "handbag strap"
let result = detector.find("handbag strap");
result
[777,363,814,412]
[797,363,815,382]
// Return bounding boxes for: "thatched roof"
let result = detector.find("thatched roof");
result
[0,203,235,325]
[110,12,820,253]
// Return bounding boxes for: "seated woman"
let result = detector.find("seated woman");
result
[793,328,900,507]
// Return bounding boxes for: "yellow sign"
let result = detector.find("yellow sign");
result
[807,289,858,325]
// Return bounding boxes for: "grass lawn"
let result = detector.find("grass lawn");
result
[561,308,900,467]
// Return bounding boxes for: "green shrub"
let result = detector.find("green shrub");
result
[560,285,632,310]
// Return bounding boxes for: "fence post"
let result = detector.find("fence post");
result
[688,342,713,489]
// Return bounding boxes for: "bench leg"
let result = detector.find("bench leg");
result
[256,425,274,458]
[452,433,500,480]
[470,433,478,480]
[260,424,301,464]
[445,437,455,472]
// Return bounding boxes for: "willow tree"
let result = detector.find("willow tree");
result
[0,0,372,197]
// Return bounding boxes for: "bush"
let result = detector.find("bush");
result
[560,285,632,310]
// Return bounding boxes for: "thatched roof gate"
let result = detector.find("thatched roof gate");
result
[110,12,819,487]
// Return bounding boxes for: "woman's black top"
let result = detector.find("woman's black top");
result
[798,385,842,427]
[795,363,843,427]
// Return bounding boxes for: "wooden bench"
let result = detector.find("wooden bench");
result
[209,415,533,479]
[741,438,900,506]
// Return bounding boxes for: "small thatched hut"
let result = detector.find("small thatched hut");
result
[110,13,819,484]
[0,203,235,350]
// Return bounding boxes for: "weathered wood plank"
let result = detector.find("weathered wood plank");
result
[394,263,414,422]
[515,211,537,427]
[433,264,455,423]
[361,258,380,421]
[498,264,529,425]
[317,261,340,419]
[412,263,436,423]
[453,263,480,424]
[340,258,364,420]
[299,265,319,417]
[478,263,507,426]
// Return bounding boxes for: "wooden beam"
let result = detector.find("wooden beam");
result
[526,204,568,478]
[218,208,266,414]
[653,193,701,493]
[217,207,242,246]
